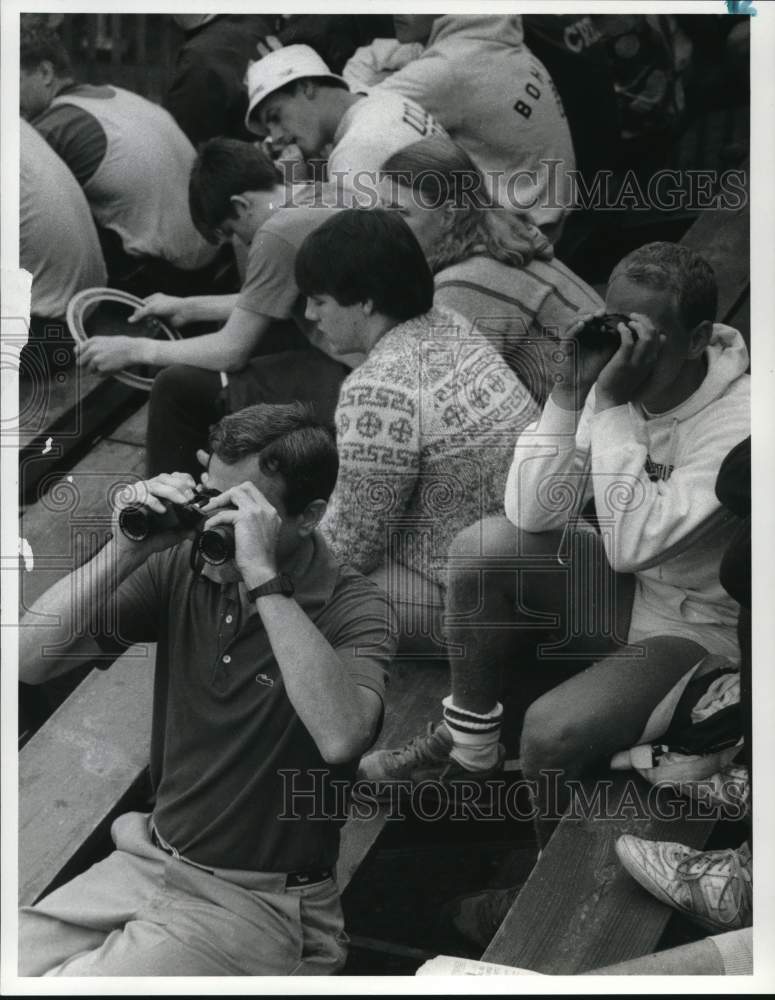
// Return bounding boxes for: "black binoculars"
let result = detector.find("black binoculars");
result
[118,487,235,566]
[575,313,633,355]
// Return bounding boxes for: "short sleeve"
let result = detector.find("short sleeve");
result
[34,104,107,186]
[321,570,398,704]
[236,229,300,319]
[94,549,169,659]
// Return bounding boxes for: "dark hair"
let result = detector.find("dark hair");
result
[188,138,280,242]
[20,19,72,76]
[208,402,338,515]
[609,242,718,330]
[294,208,434,320]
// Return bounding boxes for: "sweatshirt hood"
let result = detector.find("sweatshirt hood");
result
[427,14,524,50]
[643,323,749,424]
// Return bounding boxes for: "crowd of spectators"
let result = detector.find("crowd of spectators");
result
[18,12,752,978]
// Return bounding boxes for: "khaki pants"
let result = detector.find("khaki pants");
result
[19,812,347,977]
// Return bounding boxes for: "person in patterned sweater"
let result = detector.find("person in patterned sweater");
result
[295,209,538,653]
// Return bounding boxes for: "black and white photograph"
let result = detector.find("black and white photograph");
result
[2,0,773,990]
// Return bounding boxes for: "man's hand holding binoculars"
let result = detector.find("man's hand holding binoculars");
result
[201,482,283,590]
[549,310,664,412]
[110,472,199,563]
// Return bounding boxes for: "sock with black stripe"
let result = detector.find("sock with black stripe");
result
[442,695,503,772]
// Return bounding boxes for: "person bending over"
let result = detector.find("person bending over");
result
[295,209,538,654]
[379,134,602,401]
[75,139,355,479]
[18,402,394,976]
[350,14,576,238]
[20,20,216,294]
[19,117,106,377]
[243,43,445,190]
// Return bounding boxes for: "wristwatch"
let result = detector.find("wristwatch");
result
[247,573,295,602]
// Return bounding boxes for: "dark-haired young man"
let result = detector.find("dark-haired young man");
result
[19,403,395,977]
[361,243,750,932]
[20,20,215,291]
[295,209,538,652]
[76,139,356,479]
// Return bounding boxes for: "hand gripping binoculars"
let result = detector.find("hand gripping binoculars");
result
[118,487,235,566]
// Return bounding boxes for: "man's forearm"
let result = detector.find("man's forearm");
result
[143,329,243,371]
[143,308,268,372]
[20,540,144,684]
[256,594,378,763]
[182,294,239,324]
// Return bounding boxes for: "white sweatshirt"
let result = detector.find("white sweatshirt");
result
[504,324,750,646]
[375,15,576,239]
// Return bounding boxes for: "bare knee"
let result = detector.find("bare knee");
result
[520,693,588,781]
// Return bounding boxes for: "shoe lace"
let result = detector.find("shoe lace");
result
[384,722,449,769]
[677,846,752,925]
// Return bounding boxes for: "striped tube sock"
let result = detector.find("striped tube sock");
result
[442,696,503,772]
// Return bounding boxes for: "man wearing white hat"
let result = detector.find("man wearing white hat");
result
[244,43,446,190]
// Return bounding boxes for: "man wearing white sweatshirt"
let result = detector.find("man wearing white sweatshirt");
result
[348,15,576,239]
[360,243,750,836]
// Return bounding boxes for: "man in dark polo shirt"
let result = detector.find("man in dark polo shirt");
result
[18,403,395,977]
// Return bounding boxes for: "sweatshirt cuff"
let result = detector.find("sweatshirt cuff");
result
[534,394,584,438]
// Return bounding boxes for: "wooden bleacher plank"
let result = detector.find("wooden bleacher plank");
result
[20,438,146,610]
[337,659,449,888]
[679,168,749,326]
[104,401,149,448]
[20,378,143,503]
[19,644,155,907]
[482,773,716,974]
[19,367,103,452]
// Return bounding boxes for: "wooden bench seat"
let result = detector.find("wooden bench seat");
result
[19,646,154,908]
[482,773,717,973]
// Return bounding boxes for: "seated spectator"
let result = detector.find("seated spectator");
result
[615,434,752,937]
[361,244,750,893]
[19,117,106,374]
[295,209,539,651]
[354,15,576,239]
[20,20,217,296]
[243,44,445,189]
[18,403,394,976]
[379,135,603,401]
[164,14,279,146]
[75,139,355,479]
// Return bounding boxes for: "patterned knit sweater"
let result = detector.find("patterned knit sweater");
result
[320,307,538,587]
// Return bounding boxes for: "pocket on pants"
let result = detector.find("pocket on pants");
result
[289,879,348,975]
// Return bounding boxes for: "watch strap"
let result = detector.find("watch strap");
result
[247,574,294,601]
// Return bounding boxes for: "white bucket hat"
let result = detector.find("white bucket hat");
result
[244,44,348,134]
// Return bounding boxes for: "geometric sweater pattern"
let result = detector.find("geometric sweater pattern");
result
[321,307,538,587]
